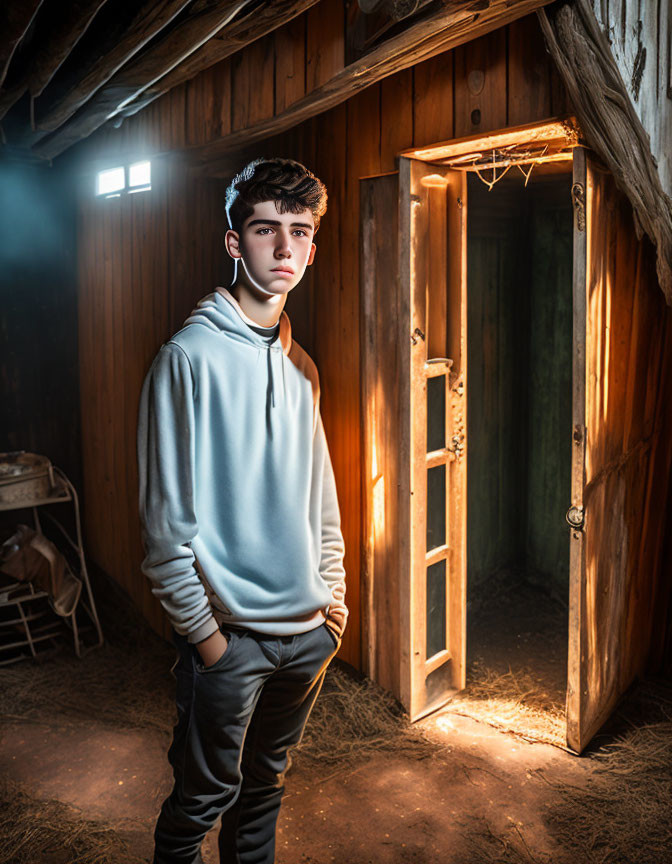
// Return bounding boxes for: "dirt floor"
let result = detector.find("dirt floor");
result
[0,573,670,864]
[468,566,569,712]
[0,705,585,864]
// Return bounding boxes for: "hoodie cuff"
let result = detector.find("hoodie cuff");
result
[187,616,220,645]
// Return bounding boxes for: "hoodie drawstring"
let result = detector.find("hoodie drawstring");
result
[281,350,286,401]
[267,346,276,408]
[266,345,287,410]
[183,290,291,419]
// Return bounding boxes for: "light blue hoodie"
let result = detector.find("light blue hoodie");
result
[136,286,347,644]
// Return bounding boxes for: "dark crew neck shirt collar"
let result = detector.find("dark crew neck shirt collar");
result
[245,318,280,346]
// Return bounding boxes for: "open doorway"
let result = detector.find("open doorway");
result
[465,164,573,721]
[363,117,669,752]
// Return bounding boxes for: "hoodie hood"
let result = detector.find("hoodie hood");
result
[183,285,293,413]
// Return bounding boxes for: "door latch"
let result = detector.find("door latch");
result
[565,505,584,530]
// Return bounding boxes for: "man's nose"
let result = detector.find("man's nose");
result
[275,232,292,256]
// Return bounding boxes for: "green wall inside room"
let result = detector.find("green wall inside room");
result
[465,167,573,600]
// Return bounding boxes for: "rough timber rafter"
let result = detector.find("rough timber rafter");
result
[27,0,110,99]
[186,0,555,175]
[33,0,320,160]
[34,0,194,134]
[0,0,44,120]
[117,0,322,120]
[0,0,108,124]
[0,0,43,89]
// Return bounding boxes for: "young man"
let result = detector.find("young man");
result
[137,157,348,864]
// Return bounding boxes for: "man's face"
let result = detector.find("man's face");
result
[225,200,317,297]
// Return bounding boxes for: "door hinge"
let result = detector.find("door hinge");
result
[411,327,425,345]
[447,434,464,455]
[571,182,586,232]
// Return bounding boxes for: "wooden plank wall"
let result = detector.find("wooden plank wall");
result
[466,170,574,597]
[75,11,571,666]
[77,162,230,633]
[360,173,401,695]
[577,161,672,740]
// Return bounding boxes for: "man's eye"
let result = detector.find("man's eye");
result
[257,227,273,234]
[293,230,308,237]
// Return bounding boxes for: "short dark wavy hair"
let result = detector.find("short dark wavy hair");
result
[225,157,328,235]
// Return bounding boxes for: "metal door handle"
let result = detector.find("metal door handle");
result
[565,505,584,529]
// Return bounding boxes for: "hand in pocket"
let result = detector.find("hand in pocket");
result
[325,604,348,638]
[197,631,229,668]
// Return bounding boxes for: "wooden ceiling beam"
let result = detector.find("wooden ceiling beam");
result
[32,0,254,159]
[0,0,43,89]
[33,0,319,160]
[188,0,555,175]
[0,0,108,124]
[28,0,111,99]
[118,0,321,119]
[34,0,194,134]
[0,82,27,124]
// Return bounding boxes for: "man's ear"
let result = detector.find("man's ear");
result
[225,229,242,260]
[307,242,316,267]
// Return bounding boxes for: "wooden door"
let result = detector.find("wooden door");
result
[398,156,468,721]
[566,147,670,753]
[361,171,403,698]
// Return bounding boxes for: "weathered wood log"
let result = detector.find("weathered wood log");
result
[588,0,672,202]
[34,0,194,133]
[0,0,43,89]
[185,0,554,174]
[32,0,320,160]
[537,0,672,306]
[359,0,433,23]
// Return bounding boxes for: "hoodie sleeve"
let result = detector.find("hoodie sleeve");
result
[314,410,348,633]
[136,341,219,645]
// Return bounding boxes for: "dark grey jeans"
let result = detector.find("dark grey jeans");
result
[153,619,341,864]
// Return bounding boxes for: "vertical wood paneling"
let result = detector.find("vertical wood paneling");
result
[231,33,275,132]
[380,68,413,172]
[360,173,401,692]
[329,85,381,664]
[568,159,671,750]
[454,27,507,138]
[508,14,554,125]
[168,83,187,151]
[306,0,345,91]
[78,166,229,640]
[413,51,454,147]
[275,13,306,113]
[303,102,350,651]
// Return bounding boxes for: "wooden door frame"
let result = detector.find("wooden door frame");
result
[362,116,582,724]
[397,117,580,723]
[366,115,666,754]
[566,144,587,751]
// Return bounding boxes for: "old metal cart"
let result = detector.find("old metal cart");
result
[0,452,104,663]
